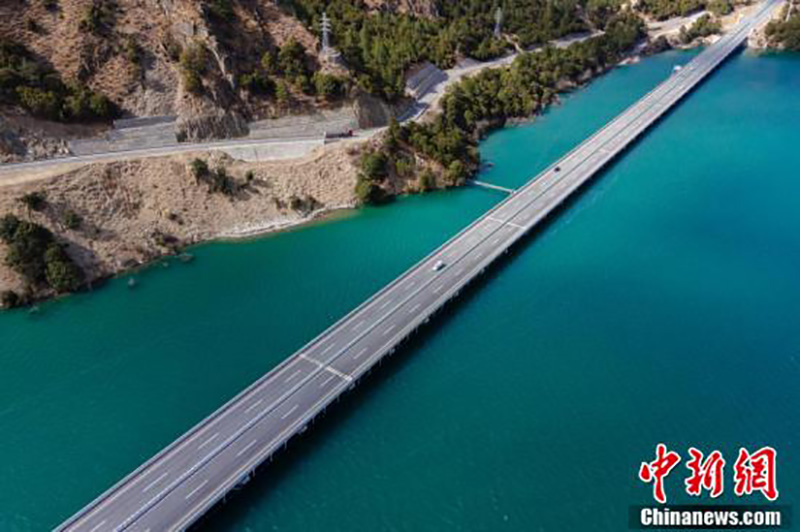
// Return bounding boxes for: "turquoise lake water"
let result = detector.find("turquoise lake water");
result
[1,49,799,531]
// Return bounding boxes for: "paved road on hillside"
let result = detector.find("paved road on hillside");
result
[56,2,782,530]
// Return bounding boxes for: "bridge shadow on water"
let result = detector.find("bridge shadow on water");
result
[191,46,739,530]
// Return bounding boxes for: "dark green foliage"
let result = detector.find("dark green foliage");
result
[360,150,389,179]
[124,36,143,67]
[418,169,436,191]
[191,161,240,196]
[585,0,624,28]
[0,214,83,292]
[394,13,644,181]
[208,166,238,195]
[278,39,312,81]
[206,0,234,21]
[261,50,278,74]
[281,0,602,100]
[44,243,83,292]
[0,40,117,122]
[179,42,208,94]
[637,0,706,21]
[275,80,292,105]
[1,290,21,309]
[79,1,116,35]
[239,71,275,95]
[190,158,209,181]
[766,9,800,50]
[679,14,721,44]
[64,210,82,230]
[355,175,386,204]
[19,191,47,213]
[313,72,345,100]
[709,0,733,16]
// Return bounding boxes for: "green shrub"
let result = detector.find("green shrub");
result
[207,0,234,21]
[418,169,436,192]
[64,210,82,230]
[44,243,83,292]
[1,290,21,309]
[19,191,47,213]
[179,42,208,94]
[313,72,344,100]
[190,158,209,181]
[0,214,83,291]
[239,71,274,95]
[360,151,388,180]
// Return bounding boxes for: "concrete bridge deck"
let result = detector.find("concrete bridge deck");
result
[56,2,783,530]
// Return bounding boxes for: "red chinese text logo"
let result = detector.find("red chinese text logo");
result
[733,446,779,501]
[639,443,682,504]
[638,444,779,504]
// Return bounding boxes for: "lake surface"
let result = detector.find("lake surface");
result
[1,49,798,531]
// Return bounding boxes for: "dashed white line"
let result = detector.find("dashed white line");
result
[354,347,368,360]
[320,343,336,356]
[280,404,300,420]
[88,521,107,532]
[382,324,397,337]
[433,284,445,294]
[352,320,366,331]
[236,439,259,458]
[319,374,336,388]
[284,369,303,383]
[197,432,219,451]
[244,398,263,414]
[379,299,393,310]
[142,471,169,493]
[185,479,209,500]
[408,303,422,315]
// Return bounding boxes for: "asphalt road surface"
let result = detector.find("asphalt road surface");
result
[56,2,783,530]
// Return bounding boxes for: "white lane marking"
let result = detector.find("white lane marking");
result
[142,471,169,493]
[408,303,422,315]
[475,250,485,259]
[88,520,107,532]
[354,347,368,359]
[491,238,500,245]
[324,366,353,382]
[319,374,336,388]
[433,284,445,294]
[382,324,397,337]
[506,221,525,230]
[280,404,300,420]
[405,280,416,290]
[379,298,393,310]
[197,432,219,451]
[244,398,263,414]
[283,369,303,383]
[237,439,259,458]
[320,343,336,356]
[185,479,209,500]
[487,216,506,225]
[352,319,366,331]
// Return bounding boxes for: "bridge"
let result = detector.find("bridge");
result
[56,2,783,530]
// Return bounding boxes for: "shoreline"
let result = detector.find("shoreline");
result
[0,3,786,310]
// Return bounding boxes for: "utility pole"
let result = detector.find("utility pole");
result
[494,7,504,39]
[321,12,332,53]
